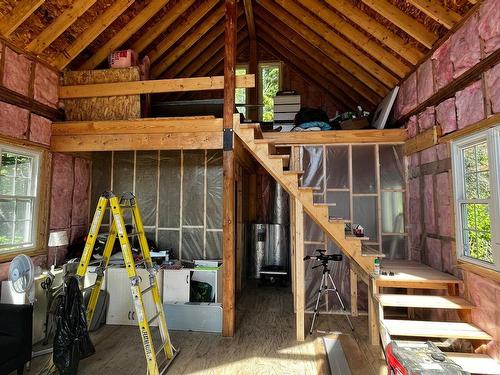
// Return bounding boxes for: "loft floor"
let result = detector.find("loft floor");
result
[26,284,385,375]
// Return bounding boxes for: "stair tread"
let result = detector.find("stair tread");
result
[445,353,500,375]
[382,319,492,340]
[377,260,463,286]
[345,234,369,241]
[313,202,336,207]
[283,170,304,175]
[240,123,263,139]
[375,294,475,309]
[361,246,385,257]
[329,218,351,223]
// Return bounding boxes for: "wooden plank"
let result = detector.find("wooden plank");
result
[26,0,96,54]
[403,126,442,155]
[375,294,475,309]
[52,0,134,69]
[59,74,255,99]
[382,320,493,340]
[406,0,461,29]
[439,114,500,144]
[0,0,44,37]
[263,129,407,144]
[350,269,358,317]
[295,198,305,341]
[80,0,170,70]
[361,0,438,49]
[445,353,500,375]
[368,278,380,346]
[0,84,61,121]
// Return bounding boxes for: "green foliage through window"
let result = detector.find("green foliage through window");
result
[260,64,280,122]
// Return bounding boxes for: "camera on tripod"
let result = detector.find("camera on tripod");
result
[303,249,343,263]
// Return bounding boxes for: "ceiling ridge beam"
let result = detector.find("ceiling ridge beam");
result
[52,0,134,69]
[360,0,438,49]
[80,0,170,70]
[26,0,96,54]
[406,0,461,30]
[243,0,256,40]
[147,0,219,65]
[0,0,45,37]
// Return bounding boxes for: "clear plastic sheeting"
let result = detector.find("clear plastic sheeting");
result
[90,150,223,261]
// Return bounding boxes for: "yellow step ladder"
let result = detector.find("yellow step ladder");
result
[76,191,178,374]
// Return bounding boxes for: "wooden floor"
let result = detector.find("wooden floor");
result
[27,284,386,375]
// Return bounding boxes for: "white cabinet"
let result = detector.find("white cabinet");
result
[106,267,163,326]
[163,269,190,303]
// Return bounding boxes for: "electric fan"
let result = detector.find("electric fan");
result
[8,254,36,303]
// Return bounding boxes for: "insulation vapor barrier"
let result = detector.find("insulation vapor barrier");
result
[90,150,223,261]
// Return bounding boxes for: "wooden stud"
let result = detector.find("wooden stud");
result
[350,269,359,317]
[26,0,97,54]
[404,126,442,155]
[52,0,134,69]
[294,198,305,341]
[406,0,461,29]
[0,0,44,37]
[0,85,61,121]
[368,278,380,346]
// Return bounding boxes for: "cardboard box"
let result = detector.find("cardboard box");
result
[109,49,138,68]
[339,117,369,130]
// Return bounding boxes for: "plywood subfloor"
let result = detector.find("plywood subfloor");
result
[26,284,386,375]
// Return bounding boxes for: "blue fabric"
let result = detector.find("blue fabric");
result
[297,121,332,131]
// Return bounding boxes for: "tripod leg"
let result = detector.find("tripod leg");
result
[310,274,325,334]
[328,274,354,331]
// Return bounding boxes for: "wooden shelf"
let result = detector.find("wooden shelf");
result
[375,294,475,309]
[382,320,492,340]
[445,353,500,375]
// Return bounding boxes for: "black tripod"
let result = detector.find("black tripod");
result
[305,250,354,334]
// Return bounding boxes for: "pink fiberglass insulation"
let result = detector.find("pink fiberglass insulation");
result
[425,237,442,270]
[71,158,90,227]
[478,0,500,56]
[49,153,74,230]
[418,106,435,132]
[29,114,51,146]
[435,172,452,237]
[3,47,32,96]
[400,72,417,116]
[436,143,450,160]
[450,15,481,78]
[0,101,29,139]
[417,59,434,104]
[432,39,453,90]
[435,98,457,134]
[486,63,500,114]
[420,146,437,165]
[34,63,59,108]
[441,241,453,274]
[455,81,485,129]
[70,225,87,244]
[423,174,436,233]
[406,115,418,138]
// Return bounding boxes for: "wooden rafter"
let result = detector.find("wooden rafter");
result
[295,0,411,78]
[325,0,424,65]
[361,0,438,49]
[131,0,196,55]
[243,0,256,40]
[26,0,96,54]
[147,0,219,65]
[0,0,44,37]
[406,0,461,29]
[52,0,134,69]
[80,0,170,70]
[258,0,392,96]
[151,5,226,78]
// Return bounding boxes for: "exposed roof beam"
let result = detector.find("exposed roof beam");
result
[147,0,219,65]
[151,5,226,78]
[324,0,423,65]
[131,0,196,55]
[243,0,256,40]
[80,0,170,70]
[259,0,393,95]
[0,0,44,37]
[293,0,410,78]
[26,0,96,54]
[52,0,134,69]
[360,0,438,48]
[406,0,461,29]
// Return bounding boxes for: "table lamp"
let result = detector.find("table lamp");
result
[48,230,69,270]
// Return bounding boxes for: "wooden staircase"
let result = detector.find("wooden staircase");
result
[234,121,381,276]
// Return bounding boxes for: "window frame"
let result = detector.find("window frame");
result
[258,61,283,121]
[451,126,500,271]
[235,64,249,117]
[0,143,42,257]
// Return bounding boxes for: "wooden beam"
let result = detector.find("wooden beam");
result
[406,0,461,29]
[131,0,196,55]
[294,198,305,341]
[51,0,134,69]
[151,5,226,78]
[0,84,61,121]
[263,129,408,144]
[222,0,237,338]
[361,0,438,49]
[80,0,170,70]
[147,0,219,65]
[243,0,256,40]
[368,278,380,346]
[26,0,96,54]
[439,114,500,143]
[403,126,442,155]
[292,0,410,79]
[59,74,255,99]
[0,0,44,37]
[325,0,423,65]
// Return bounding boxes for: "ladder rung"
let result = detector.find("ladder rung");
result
[142,285,154,294]
[148,311,162,325]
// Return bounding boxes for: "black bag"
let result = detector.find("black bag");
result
[53,276,95,375]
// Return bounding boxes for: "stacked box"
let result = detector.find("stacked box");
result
[273,94,301,131]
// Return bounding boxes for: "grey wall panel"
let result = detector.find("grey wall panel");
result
[159,151,181,229]
[135,151,158,227]
[182,150,205,226]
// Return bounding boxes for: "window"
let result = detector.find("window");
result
[0,145,40,253]
[259,62,282,122]
[235,66,248,117]
[451,126,500,270]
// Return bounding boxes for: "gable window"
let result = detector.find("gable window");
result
[451,126,500,271]
[259,62,282,122]
[0,145,40,254]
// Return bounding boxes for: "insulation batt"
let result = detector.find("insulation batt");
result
[486,63,500,114]
[0,101,29,138]
[450,15,481,78]
[425,237,442,270]
[29,114,51,146]
[49,153,74,230]
[34,63,59,108]
[420,146,437,165]
[418,106,435,131]
[71,158,90,227]
[455,81,485,129]
[397,72,417,117]
[406,115,418,138]
[435,98,457,134]
[435,173,452,238]
[478,0,500,56]
[423,175,436,233]
[417,59,434,104]
[432,39,453,90]
[3,47,32,96]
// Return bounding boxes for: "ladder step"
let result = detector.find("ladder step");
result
[375,294,475,309]
[445,353,500,375]
[382,319,493,340]
[141,284,154,294]
[148,311,162,325]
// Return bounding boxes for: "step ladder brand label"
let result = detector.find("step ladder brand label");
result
[114,214,125,234]
[134,298,145,322]
[141,326,153,359]
[90,208,102,234]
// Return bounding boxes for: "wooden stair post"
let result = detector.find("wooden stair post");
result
[294,197,305,341]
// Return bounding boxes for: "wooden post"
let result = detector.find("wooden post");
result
[368,278,380,346]
[290,197,296,312]
[248,38,258,121]
[222,0,237,338]
[350,269,358,317]
[294,198,305,341]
